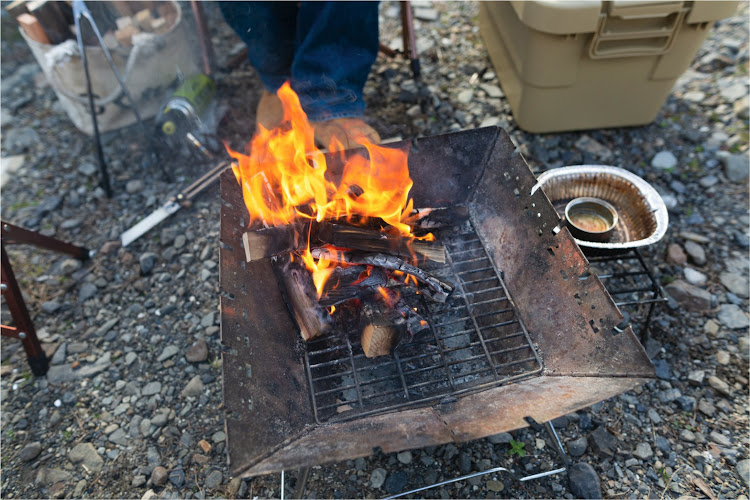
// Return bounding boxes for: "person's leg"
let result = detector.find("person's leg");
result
[218,2,297,129]
[292,1,379,122]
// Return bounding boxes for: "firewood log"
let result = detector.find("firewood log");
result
[275,256,332,341]
[360,302,403,358]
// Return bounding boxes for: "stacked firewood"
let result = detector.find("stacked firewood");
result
[243,207,469,357]
[6,1,176,47]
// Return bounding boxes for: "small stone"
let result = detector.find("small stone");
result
[60,258,82,275]
[458,451,472,474]
[710,431,731,447]
[139,253,158,275]
[198,439,212,453]
[676,396,696,411]
[479,83,503,98]
[680,429,696,442]
[126,179,144,194]
[193,454,210,465]
[683,90,705,103]
[19,442,42,462]
[457,89,473,104]
[151,466,168,486]
[658,388,681,403]
[204,470,223,490]
[125,352,138,366]
[653,359,670,380]
[397,451,412,464]
[182,375,204,397]
[568,436,588,457]
[736,459,750,487]
[590,426,617,456]
[79,282,98,302]
[486,480,504,492]
[535,438,546,450]
[683,241,706,266]
[212,431,226,444]
[354,457,367,471]
[719,272,749,298]
[699,175,719,188]
[132,475,147,487]
[157,345,179,362]
[716,350,731,365]
[651,151,678,170]
[687,370,705,386]
[413,7,438,21]
[568,462,601,499]
[575,135,613,161]
[185,339,208,362]
[479,116,500,128]
[370,468,387,489]
[666,244,688,265]
[718,304,749,329]
[151,411,169,427]
[77,162,97,176]
[655,436,671,454]
[73,480,87,498]
[68,442,104,473]
[698,399,716,417]
[227,477,243,498]
[648,409,662,424]
[734,96,750,120]
[142,381,162,396]
[384,471,408,495]
[168,469,185,488]
[109,428,128,445]
[488,432,512,445]
[50,343,67,365]
[634,443,653,460]
[684,268,707,286]
[41,300,61,314]
[665,280,713,311]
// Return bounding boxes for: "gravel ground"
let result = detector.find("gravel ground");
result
[1,2,748,499]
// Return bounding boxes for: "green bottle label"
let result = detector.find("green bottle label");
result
[172,73,216,115]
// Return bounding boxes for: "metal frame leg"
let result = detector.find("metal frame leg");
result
[400,1,420,78]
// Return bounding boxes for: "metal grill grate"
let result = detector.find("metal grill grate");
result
[303,222,544,424]
[583,248,666,336]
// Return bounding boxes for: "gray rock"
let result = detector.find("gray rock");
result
[736,459,750,487]
[719,272,749,298]
[174,234,186,249]
[665,280,713,311]
[157,345,179,362]
[396,450,412,464]
[734,96,750,120]
[413,7,438,21]
[458,450,472,474]
[385,471,408,495]
[41,301,61,314]
[680,429,696,442]
[721,83,747,102]
[96,318,119,337]
[77,162,98,176]
[50,343,67,365]
[575,135,612,161]
[124,352,138,366]
[169,469,185,488]
[698,175,719,188]
[60,218,82,229]
[698,399,716,417]
[657,388,681,403]
[666,243,688,265]
[486,480,504,492]
[567,462,601,499]
[19,442,42,462]
[633,443,653,460]
[355,457,367,471]
[108,428,128,446]
[79,283,98,302]
[488,432,513,445]
[479,116,501,128]
[142,381,162,396]
[204,470,223,490]
[73,479,87,498]
[653,359,670,380]
[688,369,705,386]
[4,127,39,153]
[710,431,732,447]
[655,436,671,454]
[684,268,707,286]
[60,258,82,275]
[152,411,169,427]
[590,426,617,456]
[132,475,147,487]
[201,312,215,328]
[185,339,208,362]
[676,396,696,411]
[457,90,473,104]
[36,467,72,485]
[370,468,387,489]
[683,241,706,266]
[126,179,144,194]
[718,304,749,329]
[212,431,226,444]
[67,342,88,354]
[568,436,588,457]
[151,466,168,487]
[68,442,104,473]
[651,151,677,170]
[479,83,503,98]
[708,375,731,396]
[648,409,662,424]
[716,350,731,365]
[140,253,158,275]
[181,375,204,397]
[683,90,705,103]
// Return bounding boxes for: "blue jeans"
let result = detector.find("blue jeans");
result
[219,1,379,122]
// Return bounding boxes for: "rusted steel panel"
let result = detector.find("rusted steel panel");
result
[238,376,648,477]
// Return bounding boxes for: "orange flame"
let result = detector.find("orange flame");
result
[228,82,423,296]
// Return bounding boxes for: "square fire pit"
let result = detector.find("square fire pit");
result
[219,127,655,477]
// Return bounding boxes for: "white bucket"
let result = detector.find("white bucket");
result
[20,1,200,136]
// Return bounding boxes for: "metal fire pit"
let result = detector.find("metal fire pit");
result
[219,127,655,478]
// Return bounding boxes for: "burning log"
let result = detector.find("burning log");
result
[317,265,388,307]
[311,248,454,302]
[360,302,403,358]
[275,256,332,341]
[242,220,446,263]
[410,205,470,230]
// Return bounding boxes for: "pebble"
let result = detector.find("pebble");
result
[413,7,439,21]
[710,431,732,447]
[384,471,408,495]
[651,151,678,170]
[648,409,662,424]
[19,442,42,462]
[151,466,168,486]
[157,345,179,362]
[479,83,503,98]
[370,468,387,489]
[718,304,749,329]
[716,350,731,365]
[126,179,145,194]
[634,443,653,460]
[458,451,472,474]
[567,462,601,499]
[680,429,696,442]
[488,432,512,445]
[486,480,504,492]
[590,426,617,456]
[575,135,613,161]
[737,459,750,487]
[182,375,204,397]
[142,381,162,396]
[684,268,707,286]
[204,470,223,489]
[139,253,158,275]
[708,375,731,396]
[719,272,749,298]
[168,469,185,488]
[396,451,412,464]
[683,241,707,266]
[666,244,688,265]
[699,399,717,417]
[723,153,749,182]
[68,442,104,473]
[185,339,208,362]
[212,431,226,444]
[79,283,98,302]
[457,89,473,104]
[665,280,714,311]
[568,436,588,457]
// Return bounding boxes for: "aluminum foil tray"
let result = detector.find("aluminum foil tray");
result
[533,165,668,251]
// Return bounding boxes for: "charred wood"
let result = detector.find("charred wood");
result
[242,222,309,262]
[275,256,332,341]
[317,266,388,307]
[409,205,470,230]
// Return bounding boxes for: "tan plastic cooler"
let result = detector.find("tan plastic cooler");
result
[479,1,739,133]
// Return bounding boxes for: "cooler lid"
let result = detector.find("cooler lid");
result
[510,1,603,35]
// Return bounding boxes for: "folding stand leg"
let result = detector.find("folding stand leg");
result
[400,1,420,78]
[1,247,48,376]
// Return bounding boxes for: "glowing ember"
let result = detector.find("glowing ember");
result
[228,82,427,297]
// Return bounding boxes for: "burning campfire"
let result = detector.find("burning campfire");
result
[226,83,458,356]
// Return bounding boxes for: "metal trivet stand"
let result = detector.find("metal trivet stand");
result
[284,247,665,499]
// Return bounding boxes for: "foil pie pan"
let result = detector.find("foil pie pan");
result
[533,165,668,251]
